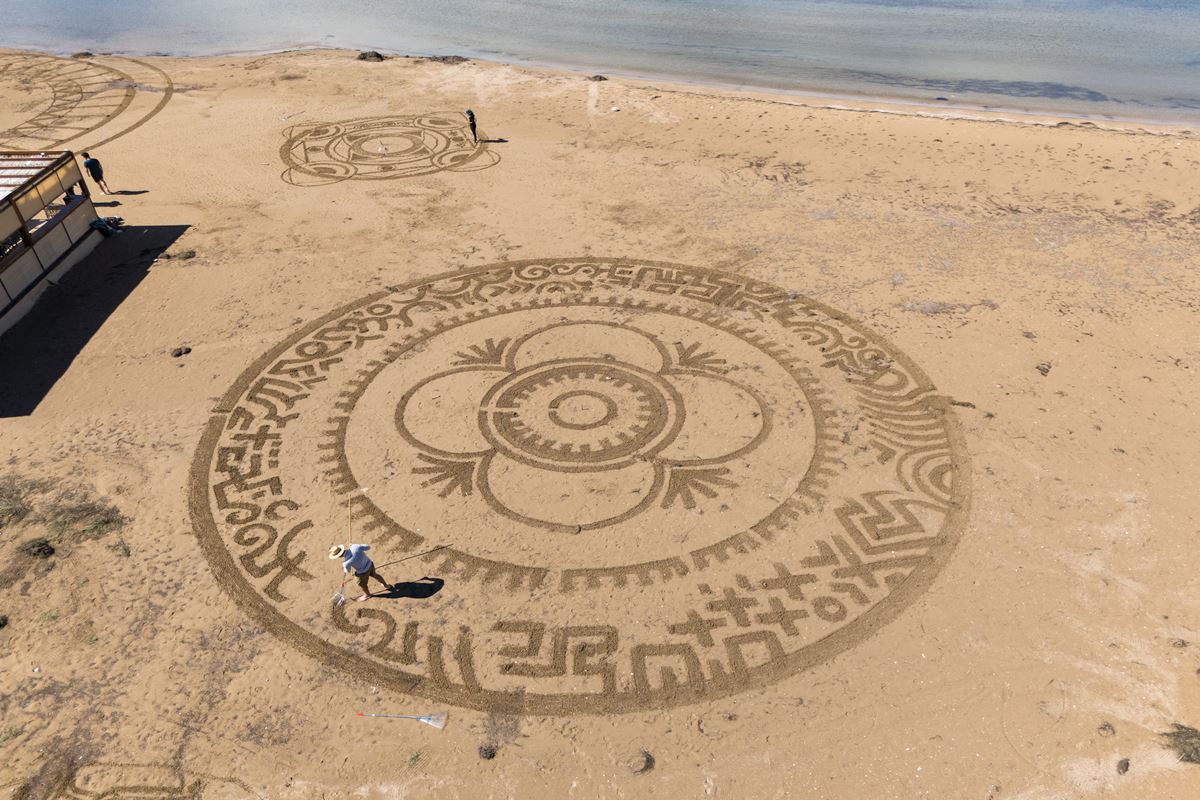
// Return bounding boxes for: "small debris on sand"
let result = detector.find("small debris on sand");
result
[901,300,958,315]
[20,538,54,559]
[1098,721,1116,737]
[0,615,8,630]
[899,299,997,315]
[1161,724,1200,764]
[1116,758,1130,775]
[171,346,192,358]
[357,51,385,62]
[1169,638,1189,648]
[478,744,497,760]
[587,75,608,81]
[160,249,196,261]
[1036,362,1052,376]
[630,750,655,774]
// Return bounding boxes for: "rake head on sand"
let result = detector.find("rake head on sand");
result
[357,711,449,729]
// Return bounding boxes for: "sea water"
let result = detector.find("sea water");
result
[2,0,1198,122]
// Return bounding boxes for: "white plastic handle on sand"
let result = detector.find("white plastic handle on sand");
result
[356,711,449,729]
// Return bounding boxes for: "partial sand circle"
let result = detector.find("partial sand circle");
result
[189,258,970,714]
[0,52,173,150]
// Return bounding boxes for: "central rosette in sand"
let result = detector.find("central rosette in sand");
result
[192,259,969,715]
[482,361,679,469]
[389,322,774,533]
[356,313,805,563]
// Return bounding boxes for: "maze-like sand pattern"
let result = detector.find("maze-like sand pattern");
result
[50,763,254,799]
[190,258,970,714]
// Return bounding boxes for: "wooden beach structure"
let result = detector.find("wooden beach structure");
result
[0,151,102,337]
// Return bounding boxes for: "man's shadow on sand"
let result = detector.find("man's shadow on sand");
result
[378,576,444,600]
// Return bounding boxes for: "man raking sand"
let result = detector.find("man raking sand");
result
[329,543,393,602]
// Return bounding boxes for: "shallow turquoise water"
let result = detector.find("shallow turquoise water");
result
[2,0,1198,121]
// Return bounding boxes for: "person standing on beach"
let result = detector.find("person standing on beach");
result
[330,543,393,601]
[465,108,477,144]
[80,152,111,194]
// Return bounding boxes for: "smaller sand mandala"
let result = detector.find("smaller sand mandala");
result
[191,258,970,715]
[280,113,499,186]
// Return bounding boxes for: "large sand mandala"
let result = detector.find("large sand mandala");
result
[190,258,970,714]
[280,113,499,186]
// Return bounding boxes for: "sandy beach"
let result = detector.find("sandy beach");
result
[1,47,1199,799]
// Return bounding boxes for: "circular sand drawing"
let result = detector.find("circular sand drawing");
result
[280,113,499,186]
[0,53,173,151]
[191,258,969,714]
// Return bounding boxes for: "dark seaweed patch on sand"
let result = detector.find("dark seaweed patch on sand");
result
[1161,724,1200,764]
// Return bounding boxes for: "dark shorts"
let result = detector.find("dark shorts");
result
[355,566,379,593]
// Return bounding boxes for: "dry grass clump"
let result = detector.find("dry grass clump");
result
[0,475,51,526]
[1161,723,1200,764]
[38,489,128,540]
[0,475,129,542]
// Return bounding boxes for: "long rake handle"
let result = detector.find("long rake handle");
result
[375,544,450,570]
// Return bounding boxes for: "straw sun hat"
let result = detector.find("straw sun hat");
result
[328,544,345,560]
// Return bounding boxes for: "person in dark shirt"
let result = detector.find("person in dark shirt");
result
[465,108,477,144]
[80,151,111,193]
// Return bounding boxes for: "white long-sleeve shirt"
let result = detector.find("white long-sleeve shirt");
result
[342,544,373,574]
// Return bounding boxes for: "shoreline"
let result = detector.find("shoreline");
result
[6,41,1198,135]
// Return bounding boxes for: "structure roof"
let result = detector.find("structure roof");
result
[0,152,68,206]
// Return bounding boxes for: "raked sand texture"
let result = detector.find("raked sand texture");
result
[0,49,1199,799]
